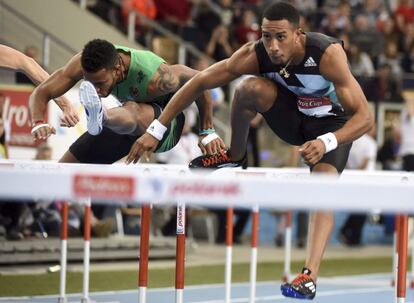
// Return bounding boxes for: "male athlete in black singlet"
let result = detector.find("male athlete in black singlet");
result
[129,2,373,300]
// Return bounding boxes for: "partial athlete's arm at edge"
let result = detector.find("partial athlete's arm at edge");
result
[321,44,374,145]
[29,54,82,124]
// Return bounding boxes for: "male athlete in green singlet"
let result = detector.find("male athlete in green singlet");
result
[29,39,224,164]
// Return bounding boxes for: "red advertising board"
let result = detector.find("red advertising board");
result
[0,85,47,147]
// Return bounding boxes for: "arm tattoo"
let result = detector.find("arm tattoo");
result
[155,65,179,93]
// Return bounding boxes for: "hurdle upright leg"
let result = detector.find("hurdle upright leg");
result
[397,214,409,303]
[410,217,414,289]
[249,205,259,303]
[58,201,69,303]
[175,202,186,303]
[139,204,151,303]
[283,211,292,283]
[392,215,400,288]
[225,207,234,303]
[81,198,92,303]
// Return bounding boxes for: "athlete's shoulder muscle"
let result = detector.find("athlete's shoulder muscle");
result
[319,44,351,85]
[226,42,260,75]
[60,53,83,81]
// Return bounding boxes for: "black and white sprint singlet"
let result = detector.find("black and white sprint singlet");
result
[255,32,345,118]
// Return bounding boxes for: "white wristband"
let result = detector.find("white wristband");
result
[31,123,50,134]
[146,119,167,141]
[201,133,219,146]
[317,132,338,154]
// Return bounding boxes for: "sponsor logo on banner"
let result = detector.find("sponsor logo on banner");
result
[297,96,331,109]
[73,174,135,200]
[235,171,266,177]
[0,85,47,147]
[176,204,185,234]
[169,182,240,198]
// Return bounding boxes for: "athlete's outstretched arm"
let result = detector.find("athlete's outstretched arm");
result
[126,42,259,164]
[0,45,80,130]
[0,45,50,85]
[299,43,374,165]
[29,54,83,140]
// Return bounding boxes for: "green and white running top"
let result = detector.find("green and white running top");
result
[112,45,165,102]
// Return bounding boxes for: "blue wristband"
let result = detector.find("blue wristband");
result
[199,128,215,136]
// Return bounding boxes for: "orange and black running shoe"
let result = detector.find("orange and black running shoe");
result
[189,150,246,169]
[281,267,316,300]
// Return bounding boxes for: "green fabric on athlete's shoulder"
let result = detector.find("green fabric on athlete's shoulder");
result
[112,45,165,102]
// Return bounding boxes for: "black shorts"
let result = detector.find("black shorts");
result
[262,85,351,173]
[69,101,185,164]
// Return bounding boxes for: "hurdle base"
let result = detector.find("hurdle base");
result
[411,280,414,289]
[81,297,89,303]
[282,275,289,283]
[57,297,67,303]
[391,280,395,287]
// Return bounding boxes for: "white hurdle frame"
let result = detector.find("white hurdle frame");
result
[2,161,414,302]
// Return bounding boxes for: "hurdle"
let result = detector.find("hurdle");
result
[1,161,414,303]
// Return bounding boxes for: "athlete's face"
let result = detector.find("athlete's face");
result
[83,64,121,97]
[261,18,301,65]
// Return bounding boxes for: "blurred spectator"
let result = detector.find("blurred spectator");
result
[194,6,222,48]
[214,208,250,244]
[15,46,40,85]
[122,0,157,45]
[377,41,403,77]
[292,0,317,17]
[357,0,385,28]
[378,15,400,45]
[378,125,402,170]
[400,23,414,72]
[364,63,405,103]
[349,14,384,60]
[89,0,122,29]
[154,0,191,31]
[394,0,414,33]
[400,98,414,171]
[347,43,375,77]
[234,8,261,48]
[320,9,344,37]
[319,3,351,37]
[206,24,234,61]
[339,124,377,246]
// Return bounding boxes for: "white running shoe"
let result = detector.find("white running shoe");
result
[79,80,104,136]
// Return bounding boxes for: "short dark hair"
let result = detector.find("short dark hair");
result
[262,2,300,27]
[81,39,118,73]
